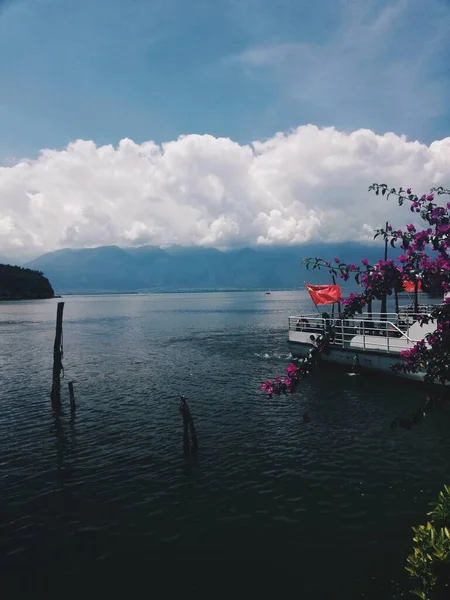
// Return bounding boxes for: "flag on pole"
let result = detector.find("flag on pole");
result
[403,280,422,292]
[305,283,342,305]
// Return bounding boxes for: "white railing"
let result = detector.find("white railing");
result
[398,304,436,316]
[288,313,426,354]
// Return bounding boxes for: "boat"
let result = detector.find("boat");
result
[288,284,446,382]
[289,312,437,382]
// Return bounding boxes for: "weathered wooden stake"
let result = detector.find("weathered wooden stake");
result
[188,412,198,452]
[68,381,76,412]
[180,395,198,454]
[50,302,64,411]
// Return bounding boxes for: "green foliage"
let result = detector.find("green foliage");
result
[406,486,450,599]
[0,264,55,300]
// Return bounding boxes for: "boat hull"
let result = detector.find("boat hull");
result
[289,337,425,383]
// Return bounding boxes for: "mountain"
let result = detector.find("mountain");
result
[0,264,55,300]
[24,242,399,294]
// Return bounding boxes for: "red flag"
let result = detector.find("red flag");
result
[403,280,422,292]
[305,284,341,305]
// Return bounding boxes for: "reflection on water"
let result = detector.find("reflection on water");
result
[1,292,450,596]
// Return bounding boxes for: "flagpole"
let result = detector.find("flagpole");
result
[304,282,322,315]
[331,274,341,318]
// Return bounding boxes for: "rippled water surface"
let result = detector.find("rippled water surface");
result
[1,292,450,597]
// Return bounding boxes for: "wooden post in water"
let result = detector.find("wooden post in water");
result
[188,409,198,453]
[50,302,64,411]
[179,395,198,454]
[68,381,76,412]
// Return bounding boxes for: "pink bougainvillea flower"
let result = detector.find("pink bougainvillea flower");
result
[286,363,299,376]
[260,380,273,391]
[334,257,340,263]
[361,258,369,266]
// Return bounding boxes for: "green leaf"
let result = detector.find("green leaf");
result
[410,591,428,599]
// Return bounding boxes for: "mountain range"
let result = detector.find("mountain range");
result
[11,242,399,294]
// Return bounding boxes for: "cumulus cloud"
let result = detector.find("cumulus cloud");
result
[1,126,450,257]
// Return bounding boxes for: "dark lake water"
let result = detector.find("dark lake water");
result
[1,291,450,597]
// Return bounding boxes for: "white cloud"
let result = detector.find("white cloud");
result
[0,126,450,257]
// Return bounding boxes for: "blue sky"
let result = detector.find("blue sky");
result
[1,0,450,162]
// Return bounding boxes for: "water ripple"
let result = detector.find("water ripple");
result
[1,292,450,597]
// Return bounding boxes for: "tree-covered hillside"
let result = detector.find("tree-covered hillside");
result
[0,264,55,300]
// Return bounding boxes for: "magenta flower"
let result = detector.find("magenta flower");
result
[334,257,340,263]
[286,363,299,376]
[361,258,369,266]
[260,380,272,391]
[407,188,412,194]
[426,194,435,201]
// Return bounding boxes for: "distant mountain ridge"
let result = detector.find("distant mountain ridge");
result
[24,243,399,294]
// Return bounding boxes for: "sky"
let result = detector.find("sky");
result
[1,0,450,259]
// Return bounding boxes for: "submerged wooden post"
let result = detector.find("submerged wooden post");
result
[68,381,76,412]
[50,302,64,411]
[188,410,198,452]
[179,395,198,454]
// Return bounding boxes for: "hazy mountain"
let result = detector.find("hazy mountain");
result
[25,243,399,294]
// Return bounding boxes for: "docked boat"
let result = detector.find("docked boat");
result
[288,284,446,382]
[289,312,437,382]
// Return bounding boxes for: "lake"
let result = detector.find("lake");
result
[1,292,450,597]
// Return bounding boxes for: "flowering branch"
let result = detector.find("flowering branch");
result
[261,184,450,397]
